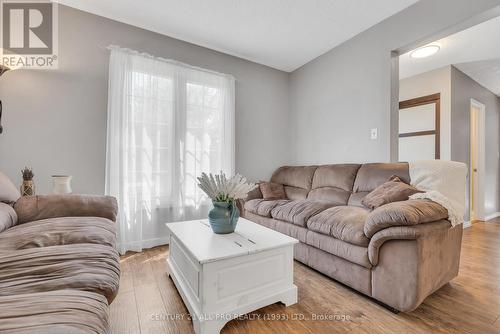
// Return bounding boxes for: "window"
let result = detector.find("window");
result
[106,46,235,253]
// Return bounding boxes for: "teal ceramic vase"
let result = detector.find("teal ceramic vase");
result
[208,201,239,234]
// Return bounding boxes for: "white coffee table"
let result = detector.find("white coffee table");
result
[165,218,298,334]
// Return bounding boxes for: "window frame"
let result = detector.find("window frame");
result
[399,93,441,159]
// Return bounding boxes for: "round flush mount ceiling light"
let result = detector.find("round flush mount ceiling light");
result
[410,45,440,59]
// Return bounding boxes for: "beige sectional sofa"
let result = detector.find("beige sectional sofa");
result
[0,194,119,333]
[241,162,464,312]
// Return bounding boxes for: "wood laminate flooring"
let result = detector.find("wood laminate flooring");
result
[110,218,500,334]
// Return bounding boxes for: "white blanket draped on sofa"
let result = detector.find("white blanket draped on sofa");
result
[408,160,467,226]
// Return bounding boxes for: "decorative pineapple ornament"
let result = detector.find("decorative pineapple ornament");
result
[20,167,35,196]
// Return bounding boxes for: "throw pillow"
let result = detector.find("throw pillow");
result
[259,182,287,200]
[0,202,17,232]
[362,175,423,210]
[0,171,20,203]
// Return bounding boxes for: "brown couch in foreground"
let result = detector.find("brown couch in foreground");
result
[0,194,119,334]
[241,163,463,312]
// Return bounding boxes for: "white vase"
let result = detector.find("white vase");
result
[52,175,72,194]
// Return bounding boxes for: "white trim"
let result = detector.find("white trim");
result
[469,99,486,221]
[484,212,500,221]
[463,213,500,225]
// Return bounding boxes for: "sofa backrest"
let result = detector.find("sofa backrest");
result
[349,162,410,206]
[308,164,361,205]
[270,166,317,200]
[270,162,410,206]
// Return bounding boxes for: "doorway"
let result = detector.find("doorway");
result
[398,93,441,161]
[469,99,486,222]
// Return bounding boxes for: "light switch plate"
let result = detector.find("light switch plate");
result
[371,128,378,140]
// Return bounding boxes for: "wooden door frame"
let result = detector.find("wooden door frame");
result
[399,93,441,159]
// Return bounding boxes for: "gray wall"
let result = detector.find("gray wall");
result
[451,66,500,217]
[289,0,500,165]
[2,1,500,201]
[0,5,291,194]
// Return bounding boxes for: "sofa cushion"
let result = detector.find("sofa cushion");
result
[244,199,290,217]
[362,176,423,210]
[0,290,110,334]
[307,206,370,247]
[307,187,351,205]
[348,191,369,207]
[305,231,371,268]
[259,182,286,200]
[0,217,116,251]
[0,202,17,233]
[311,164,361,191]
[283,186,308,200]
[0,171,20,203]
[271,166,317,190]
[364,199,449,238]
[0,244,120,303]
[307,164,360,204]
[270,200,335,227]
[270,166,318,200]
[353,163,410,192]
[242,212,310,243]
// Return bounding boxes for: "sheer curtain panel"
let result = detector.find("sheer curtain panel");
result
[106,46,235,254]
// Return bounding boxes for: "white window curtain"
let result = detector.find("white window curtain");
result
[106,46,235,254]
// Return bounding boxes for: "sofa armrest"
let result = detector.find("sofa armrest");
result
[14,195,118,224]
[369,221,462,311]
[364,199,449,238]
[368,220,452,266]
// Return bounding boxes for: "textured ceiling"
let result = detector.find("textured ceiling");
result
[400,15,500,96]
[55,0,418,72]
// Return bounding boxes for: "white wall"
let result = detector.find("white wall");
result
[289,0,500,165]
[0,5,291,194]
[399,66,452,160]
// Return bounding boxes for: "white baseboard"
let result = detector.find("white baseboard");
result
[484,212,500,222]
[464,213,500,227]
